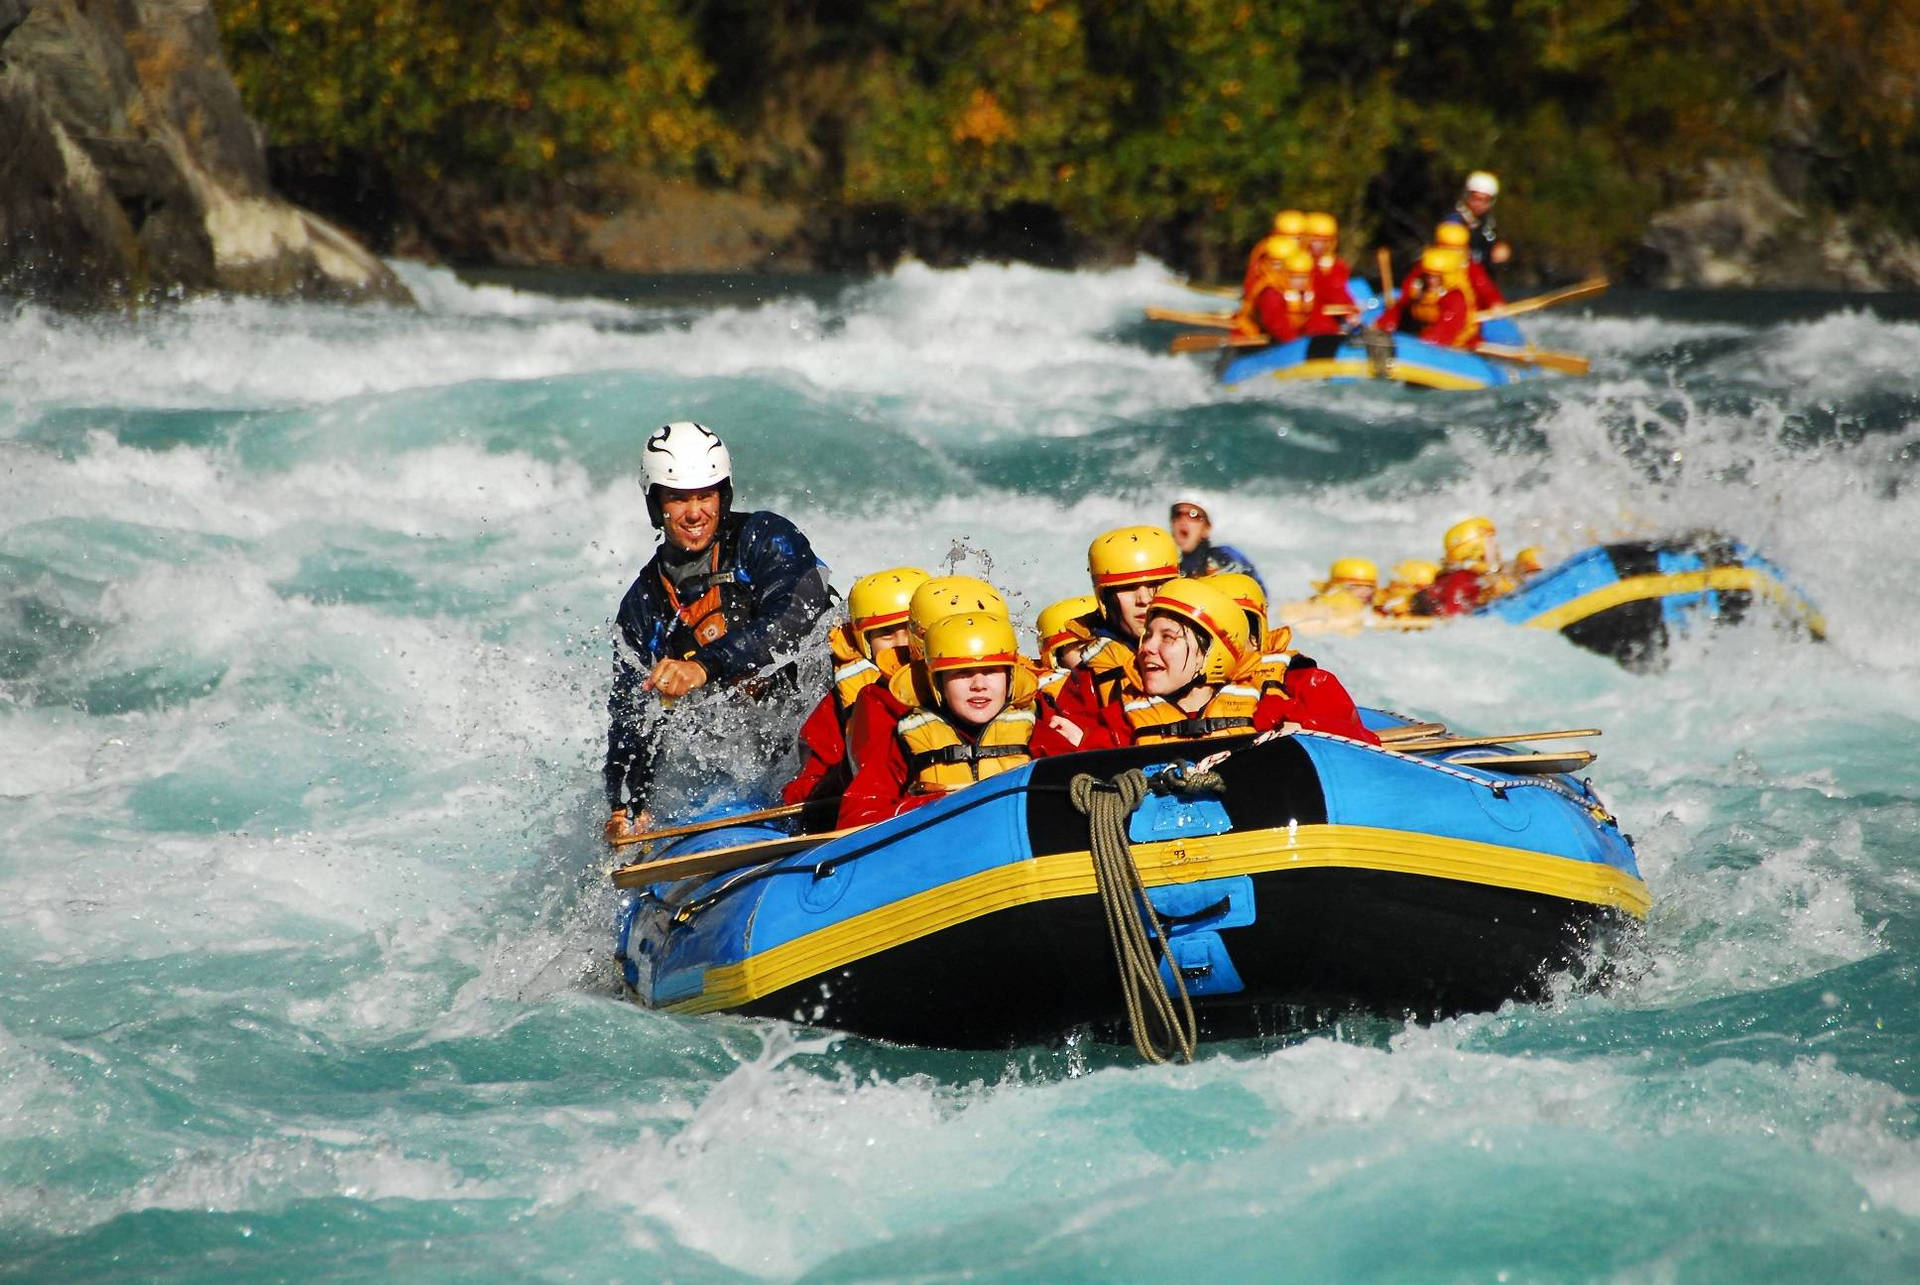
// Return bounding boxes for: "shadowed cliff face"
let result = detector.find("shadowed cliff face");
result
[0,0,409,307]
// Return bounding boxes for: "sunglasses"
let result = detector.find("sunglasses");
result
[1169,504,1207,520]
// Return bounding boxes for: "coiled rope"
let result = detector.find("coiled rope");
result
[1068,768,1198,1065]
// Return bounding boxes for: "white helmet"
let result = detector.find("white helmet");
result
[1464,170,1500,197]
[641,421,732,528]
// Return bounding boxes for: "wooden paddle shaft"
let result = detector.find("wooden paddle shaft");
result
[610,824,868,888]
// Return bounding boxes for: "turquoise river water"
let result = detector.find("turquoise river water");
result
[2,262,1918,1280]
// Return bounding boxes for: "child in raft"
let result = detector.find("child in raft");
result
[838,611,1057,828]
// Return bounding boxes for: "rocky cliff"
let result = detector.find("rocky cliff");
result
[0,0,407,307]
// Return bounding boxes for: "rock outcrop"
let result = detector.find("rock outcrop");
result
[0,0,408,307]
[1643,159,1920,291]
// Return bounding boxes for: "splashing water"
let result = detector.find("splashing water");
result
[2,260,1917,1277]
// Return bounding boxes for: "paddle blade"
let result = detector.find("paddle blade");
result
[1170,332,1268,354]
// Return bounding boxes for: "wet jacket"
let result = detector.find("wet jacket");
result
[1443,207,1503,280]
[1179,540,1264,586]
[604,510,830,813]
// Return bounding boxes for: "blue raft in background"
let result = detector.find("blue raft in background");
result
[614,710,1647,1050]
[1482,531,1828,670]
[1220,281,1535,390]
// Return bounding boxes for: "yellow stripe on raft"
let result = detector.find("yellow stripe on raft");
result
[1522,566,1828,637]
[1264,358,1492,391]
[667,823,1651,1015]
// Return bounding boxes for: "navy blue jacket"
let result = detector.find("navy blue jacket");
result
[604,510,830,813]
[1180,540,1264,588]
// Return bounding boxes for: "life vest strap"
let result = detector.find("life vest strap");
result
[1158,714,1256,740]
[906,741,1030,773]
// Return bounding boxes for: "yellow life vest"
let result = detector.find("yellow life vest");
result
[1121,681,1264,744]
[895,668,1040,793]
[828,621,900,718]
[1077,633,1134,676]
[1037,668,1069,699]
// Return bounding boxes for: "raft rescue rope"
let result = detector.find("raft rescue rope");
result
[1069,768,1199,1065]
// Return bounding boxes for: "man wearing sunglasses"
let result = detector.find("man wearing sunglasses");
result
[1169,501,1263,587]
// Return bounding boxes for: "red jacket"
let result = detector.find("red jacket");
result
[1048,661,1378,748]
[1419,568,1489,617]
[1306,261,1355,335]
[780,690,851,806]
[1382,278,1476,349]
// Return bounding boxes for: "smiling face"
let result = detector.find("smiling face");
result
[938,665,1010,726]
[1136,614,1206,697]
[1104,582,1164,642]
[659,486,722,553]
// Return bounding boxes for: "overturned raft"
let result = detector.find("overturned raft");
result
[615,726,1647,1049]
[1482,532,1827,669]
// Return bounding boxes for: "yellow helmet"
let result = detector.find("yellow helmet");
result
[1208,571,1266,618]
[1393,559,1439,587]
[923,612,1020,678]
[1328,557,1378,586]
[908,575,1009,656]
[1035,594,1098,664]
[1444,516,1497,559]
[1434,221,1471,248]
[1421,246,1467,274]
[1145,577,1254,685]
[1303,211,1338,238]
[1261,234,1298,261]
[1087,526,1180,592]
[1514,545,1548,573]
[1209,571,1268,641]
[1273,209,1307,236]
[1282,249,1316,276]
[846,567,930,657]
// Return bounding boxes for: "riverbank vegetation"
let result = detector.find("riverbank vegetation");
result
[218,0,1920,281]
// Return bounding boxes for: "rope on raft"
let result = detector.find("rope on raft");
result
[1068,768,1200,1065]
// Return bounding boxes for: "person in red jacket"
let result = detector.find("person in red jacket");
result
[1418,516,1503,617]
[1381,248,1480,349]
[1047,525,1182,735]
[1044,578,1377,751]
[838,612,1046,829]
[781,566,929,807]
[1302,212,1357,332]
[1433,221,1505,308]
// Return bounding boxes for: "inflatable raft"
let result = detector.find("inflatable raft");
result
[1480,532,1827,670]
[613,718,1647,1050]
[1221,304,1534,391]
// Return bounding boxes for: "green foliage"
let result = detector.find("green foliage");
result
[216,0,1920,268]
[218,0,729,184]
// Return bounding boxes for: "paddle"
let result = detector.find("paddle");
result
[1447,749,1596,775]
[610,824,869,889]
[609,797,837,850]
[1170,332,1270,354]
[1146,306,1238,329]
[1473,276,1608,323]
[1391,728,1601,753]
[1376,247,1393,299]
[1474,343,1592,376]
[1375,721,1447,743]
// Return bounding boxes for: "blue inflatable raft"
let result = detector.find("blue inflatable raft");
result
[613,716,1647,1049]
[1221,310,1534,391]
[1481,532,1827,670]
